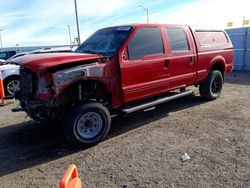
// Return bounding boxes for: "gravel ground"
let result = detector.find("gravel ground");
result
[0,72,250,188]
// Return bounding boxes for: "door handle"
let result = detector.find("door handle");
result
[164,59,170,68]
[190,56,194,65]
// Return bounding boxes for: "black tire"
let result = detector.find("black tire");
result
[3,76,20,98]
[199,70,223,100]
[63,102,111,146]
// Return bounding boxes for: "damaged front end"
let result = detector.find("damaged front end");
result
[13,60,107,122]
[13,67,57,121]
[52,62,103,96]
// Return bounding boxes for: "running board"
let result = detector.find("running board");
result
[122,90,193,114]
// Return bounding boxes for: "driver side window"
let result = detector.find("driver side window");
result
[127,27,163,60]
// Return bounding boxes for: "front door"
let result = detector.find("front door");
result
[120,26,169,103]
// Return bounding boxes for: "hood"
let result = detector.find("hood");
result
[11,52,102,73]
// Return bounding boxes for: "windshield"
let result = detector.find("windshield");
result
[75,26,133,56]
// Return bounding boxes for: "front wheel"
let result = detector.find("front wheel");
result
[199,70,223,100]
[63,102,111,146]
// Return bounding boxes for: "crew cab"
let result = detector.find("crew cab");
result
[11,24,233,146]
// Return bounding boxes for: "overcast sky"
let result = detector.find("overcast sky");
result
[0,0,249,47]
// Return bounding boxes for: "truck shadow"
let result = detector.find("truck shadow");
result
[0,94,204,176]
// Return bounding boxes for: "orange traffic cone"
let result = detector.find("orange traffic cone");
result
[0,71,6,106]
[60,164,82,188]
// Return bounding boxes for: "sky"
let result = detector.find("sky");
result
[0,0,249,47]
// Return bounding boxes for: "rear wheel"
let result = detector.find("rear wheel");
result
[3,76,20,98]
[199,70,223,100]
[63,102,111,146]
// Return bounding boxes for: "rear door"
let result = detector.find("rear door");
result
[120,26,169,103]
[164,26,197,89]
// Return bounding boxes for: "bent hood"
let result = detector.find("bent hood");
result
[11,52,102,73]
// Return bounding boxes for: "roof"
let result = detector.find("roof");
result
[102,23,189,30]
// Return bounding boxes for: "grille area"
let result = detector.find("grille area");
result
[19,67,38,97]
[20,67,33,95]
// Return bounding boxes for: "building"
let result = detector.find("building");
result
[226,27,250,71]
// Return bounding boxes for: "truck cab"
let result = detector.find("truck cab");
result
[120,25,198,103]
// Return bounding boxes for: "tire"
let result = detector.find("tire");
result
[3,76,20,98]
[63,102,111,146]
[199,70,223,100]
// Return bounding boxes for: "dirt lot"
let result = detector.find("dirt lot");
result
[0,72,250,188]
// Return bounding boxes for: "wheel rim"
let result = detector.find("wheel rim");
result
[211,76,221,94]
[75,112,103,139]
[7,80,20,95]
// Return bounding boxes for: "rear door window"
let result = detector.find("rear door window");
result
[128,27,164,60]
[166,28,190,52]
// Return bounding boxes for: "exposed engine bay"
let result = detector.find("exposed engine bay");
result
[14,61,107,121]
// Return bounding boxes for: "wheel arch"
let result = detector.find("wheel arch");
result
[3,74,20,83]
[209,56,226,76]
[195,56,226,86]
[57,79,112,105]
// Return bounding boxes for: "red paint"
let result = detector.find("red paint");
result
[15,24,233,108]
[14,52,102,73]
[118,24,233,104]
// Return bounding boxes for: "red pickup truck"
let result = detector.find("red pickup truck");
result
[12,24,233,146]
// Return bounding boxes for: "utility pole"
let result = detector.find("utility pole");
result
[74,0,81,45]
[138,5,149,23]
[67,25,72,45]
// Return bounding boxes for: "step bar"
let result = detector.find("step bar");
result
[122,90,193,114]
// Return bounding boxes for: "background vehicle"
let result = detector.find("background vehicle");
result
[30,47,74,54]
[0,50,16,60]
[8,52,28,60]
[12,24,234,146]
[0,64,20,97]
[0,47,73,97]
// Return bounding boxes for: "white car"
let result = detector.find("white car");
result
[0,63,20,97]
[8,52,27,60]
[0,53,27,97]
